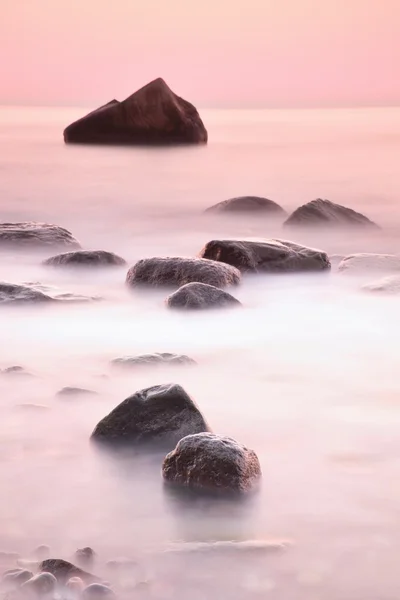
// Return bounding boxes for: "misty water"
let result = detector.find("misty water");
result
[1,106,400,599]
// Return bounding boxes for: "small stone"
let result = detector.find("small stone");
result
[66,577,85,592]
[74,547,96,568]
[82,583,116,600]
[166,282,241,310]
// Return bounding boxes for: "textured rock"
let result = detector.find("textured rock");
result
[91,383,209,449]
[64,78,207,145]
[363,274,400,294]
[199,238,330,273]
[284,199,378,228]
[162,433,261,493]
[111,353,196,369]
[126,257,240,289]
[166,282,241,310]
[44,250,126,268]
[339,253,400,274]
[39,559,99,585]
[0,282,98,305]
[205,196,286,215]
[0,222,80,250]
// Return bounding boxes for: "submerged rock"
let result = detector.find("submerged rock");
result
[82,583,115,600]
[363,274,400,294]
[64,78,207,145]
[32,546,50,560]
[205,196,286,215]
[111,353,196,369]
[74,548,96,569]
[199,238,330,273]
[91,383,209,449]
[162,432,261,493]
[166,282,241,310]
[39,559,99,585]
[44,250,126,268]
[284,199,379,228]
[0,282,99,305]
[0,222,80,250]
[1,569,33,590]
[339,253,400,274]
[1,366,32,378]
[126,257,240,289]
[66,577,85,593]
[20,572,56,596]
[56,387,96,398]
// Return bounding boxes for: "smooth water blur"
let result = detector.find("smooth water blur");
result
[0,106,400,599]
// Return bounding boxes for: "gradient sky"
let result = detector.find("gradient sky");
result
[1,0,398,107]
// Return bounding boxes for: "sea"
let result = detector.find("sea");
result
[0,106,400,599]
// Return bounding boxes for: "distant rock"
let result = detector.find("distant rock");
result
[1,366,32,377]
[0,282,99,305]
[284,199,379,228]
[74,547,96,569]
[0,222,80,250]
[205,196,286,215]
[162,432,262,493]
[363,274,400,294]
[56,387,97,398]
[126,257,240,289]
[64,78,207,145]
[111,353,196,369]
[199,238,330,273]
[339,253,400,274]
[166,282,241,310]
[44,250,126,268]
[91,383,209,449]
[39,559,99,585]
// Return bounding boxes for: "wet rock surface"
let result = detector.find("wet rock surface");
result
[284,198,379,228]
[205,196,286,215]
[64,78,208,145]
[111,353,196,369]
[43,250,126,268]
[166,282,241,310]
[0,222,80,250]
[162,432,262,493]
[199,238,331,273]
[126,256,240,289]
[91,383,209,449]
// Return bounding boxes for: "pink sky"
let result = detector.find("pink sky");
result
[1,0,399,107]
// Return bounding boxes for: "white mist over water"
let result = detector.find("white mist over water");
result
[0,106,400,598]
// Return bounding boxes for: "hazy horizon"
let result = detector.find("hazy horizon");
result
[2,0,399,109]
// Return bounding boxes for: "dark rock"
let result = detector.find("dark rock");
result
[0,283,54,305]
[43,250,126,268]
[126,257,240,289]
[21,572,57,595]
[339,253,400,274]
[0,222,80,250]
[82,584,115,600]
[39,559,99,585]
[199,238,330,273]
[64,78,207,146]
[205,196,286,215]
[91,383,209,449]
[56,387,96,398]
[2,366,32,377]
[111,353,196,369]
[283,198,379,228]
[74,548,96,569]
[166,282,241,310]
[162,433,262,493]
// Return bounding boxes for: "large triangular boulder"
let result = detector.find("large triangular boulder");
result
[64,79,207,145]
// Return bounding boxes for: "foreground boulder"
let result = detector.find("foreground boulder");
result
[205,196,286,215]
[363,274,400,294]
[64,78,207,145]
[21,573,57,596]
[126,257,240,289]
[199,239,330,273]
[111,353,196,369]
[0,222,80,250]
[339,253,400,274]
[162,433,262,493]
[166,282,241,310]
[39,559,99,585]
[284,199,378,228]
[44,250,126,268]
[91,383,209,448]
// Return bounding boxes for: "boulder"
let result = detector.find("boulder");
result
[64,78,207,145]
[0,282,98,305]
[284,199,378,228]
[166,282,241,310]
[0,222,80,250]
[111,353,196,369]
[39,559,99,585]
[126,257,240,289]
[339,253,400,274]
[91,383,209,449]
[199,238,330,273]
[362,274,400,294]
[162,432,261,493]
[205,196,286,215]
[20,573,56,596]
[82,584,116,600]
[43,250,126,268]
[1,569,33,590]
[74,548,96,569]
